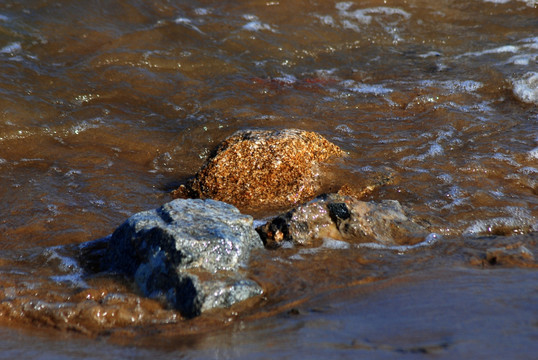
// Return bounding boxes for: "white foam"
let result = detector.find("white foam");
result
[44,247,88,288]
[321,238,350,249]
[334,3,410,36]
[241,14,276,32]
[420,79,483,93]
[335,2,354,11]
[356,233,441,252]
[20,158,44,162]
[0,42,21,54]
[528,147,538,160]
[174,17,204,34]
[243,21,276,32]
[512,72,538,105]
[463,207,537,235]
[314,14,336,26]
[519,166,538,175]
[0,14,9,21]
[506,54,537,66]
[341,19,360,32]
[492,152,519,166]
[485,0,538,8]
[47,204,59,217]
[242,14,258,21]
[273,74,297,84]
[336,124,353,133]
[174,17,191,24]
[65,169,82,177]
[194,8,210,16]
[74,93,100,105]
[438,173,453,183]
[442,186,468,209]
[457,45,519,59]
[426,143,444,157]
[347,83,393,95]
[446,80,483,92]
[336,3,411,24]
[439,101,494,115]
[520,36,538,50]
[68,119,103,135]
[418,51,442,58]
[402,142,444,162]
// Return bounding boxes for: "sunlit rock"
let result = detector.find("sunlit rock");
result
[105,199,263,318]
[172,129,344,211]
[256,193,428,248]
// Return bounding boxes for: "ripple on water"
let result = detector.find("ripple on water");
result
[0,0,536,354]
[464,207,538,236]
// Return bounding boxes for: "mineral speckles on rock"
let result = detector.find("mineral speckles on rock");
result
[256,193,428,248]
[172,129,344,211]
[105,198,264,318]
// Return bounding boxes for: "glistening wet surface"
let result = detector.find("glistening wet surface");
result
[0,0,537,358]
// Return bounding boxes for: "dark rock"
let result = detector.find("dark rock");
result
[172,129,343,212]
[105,199,264,317]
[257,193,428,248]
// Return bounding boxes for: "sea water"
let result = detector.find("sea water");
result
[0,0,536,358]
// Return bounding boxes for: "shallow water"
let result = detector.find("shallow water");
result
[0,0,537,358]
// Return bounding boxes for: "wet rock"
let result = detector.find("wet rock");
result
[105,199,264,318]
[172,129,343,211]
[486,243,535,266]
[257,193,428,248]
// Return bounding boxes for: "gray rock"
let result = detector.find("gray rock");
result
[257,193,428,248]
[106,199,264,317]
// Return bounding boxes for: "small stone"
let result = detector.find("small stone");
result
[105,198,264,317]
[172,129,344,211]
[256,193,427,248]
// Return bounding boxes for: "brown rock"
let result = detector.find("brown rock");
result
[172,129,343,211]
[486,243,535,267]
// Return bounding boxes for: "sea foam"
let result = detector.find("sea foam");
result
[512,72,538,105]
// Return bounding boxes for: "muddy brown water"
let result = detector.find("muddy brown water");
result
[0,0,537,358]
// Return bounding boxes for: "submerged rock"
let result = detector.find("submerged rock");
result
[105,199,264,318]
[486,243,535,266]
[172,129,344,211]
[256,193,428,248]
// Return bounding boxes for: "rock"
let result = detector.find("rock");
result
[256,193,428,248]
[172,129,344,211]
[105,199,264,318]
[486,243,535,266]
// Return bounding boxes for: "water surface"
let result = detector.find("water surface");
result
[0,0,537,358]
